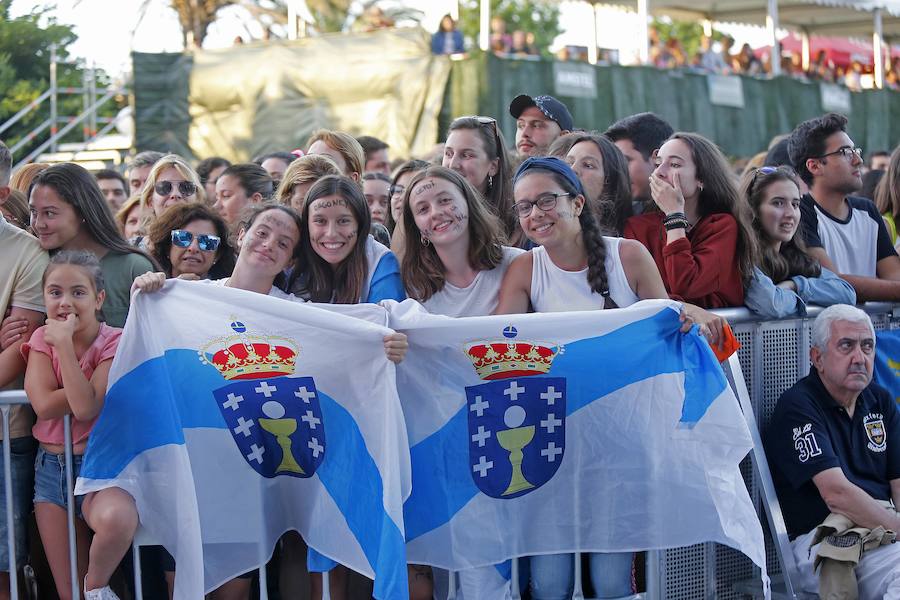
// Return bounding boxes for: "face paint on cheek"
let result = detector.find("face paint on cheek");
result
[556,210,574,219]
[451,207,468,232]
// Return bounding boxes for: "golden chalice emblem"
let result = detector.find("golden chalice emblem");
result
[258,400,304,475]
[496,405,535,495]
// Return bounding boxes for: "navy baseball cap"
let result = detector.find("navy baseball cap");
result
[509,94,574,132]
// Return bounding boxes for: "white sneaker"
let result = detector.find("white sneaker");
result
[84,576,120,600]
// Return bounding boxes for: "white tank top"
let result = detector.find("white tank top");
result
[529,236,639,312]
[423,246,524,317]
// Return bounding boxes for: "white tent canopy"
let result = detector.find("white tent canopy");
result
[585,0,900,83]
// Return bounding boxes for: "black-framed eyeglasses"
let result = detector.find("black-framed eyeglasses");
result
[814,146,863,160]
[154,180,198,197]
[511,192,571,218]
[171,229,221,252]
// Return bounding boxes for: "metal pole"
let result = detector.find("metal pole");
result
[572,552,585,600]
[510,558,521,600]
[64,415,80,600]
[479,0,489,52]
[287,0,297,40]
[637,0,649,64]
[1,405,18,600]
[874,8,885,89]
[645,550,661,599]
[767,0,781,76]
[132,545,143,600]
[801,29,811,72]
[50,45,58,152]
[81,65,89,142]
[588,3,598,65]
[89,62,97,138]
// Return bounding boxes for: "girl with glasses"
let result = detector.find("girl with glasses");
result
[624,132,756,308]
[742,166,855,318]
[146,203,236,280]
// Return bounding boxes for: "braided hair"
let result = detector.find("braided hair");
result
[514,160,616,309]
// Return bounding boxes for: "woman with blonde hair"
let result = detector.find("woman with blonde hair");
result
[275,153,342,210]
[115,197,143,240]
[306,129,365,181]
[137,154,204,233]
[10,162,50,192]
[875,146,900,248]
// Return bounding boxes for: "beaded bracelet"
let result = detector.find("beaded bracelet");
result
[664,219,689,231]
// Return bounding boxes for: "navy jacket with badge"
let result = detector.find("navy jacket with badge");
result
[765,369,900,539]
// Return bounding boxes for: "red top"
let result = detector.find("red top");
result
[624,211,744,308]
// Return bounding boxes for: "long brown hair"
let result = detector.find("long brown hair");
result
[147,202,236,279]
[665,132,757,285]
[446,116,523,246]
[875,146,900,220]
[741,165,819,282]
[289,175,370,303]
[401,166,506,301]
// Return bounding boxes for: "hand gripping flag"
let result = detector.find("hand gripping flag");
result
[388,299,767,585]
[76,280,410,599]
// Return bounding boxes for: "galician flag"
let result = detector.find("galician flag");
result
[388,299,767,585]
[76,280,411,599]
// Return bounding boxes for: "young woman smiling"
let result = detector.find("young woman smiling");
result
[742,166,855,317]
[289,175,405,304]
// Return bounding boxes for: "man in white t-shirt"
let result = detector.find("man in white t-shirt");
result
[789,113,900,301]
[0,140,47,600]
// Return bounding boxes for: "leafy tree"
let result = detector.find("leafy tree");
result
[0,0,118,163]
[458,0,562,57]
[651,17,726,63]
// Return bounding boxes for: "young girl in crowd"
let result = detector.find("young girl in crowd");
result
[137,154,204,235]
[387,159,431,258]
[401,165,524,598]
[23,251,125,600]
[133,203,408,600]
[742,166,855,317]
[288,175,405,304]
[213,163,274,227]
[624,132,755,308]
[496,157,665,599]
[442,115,523,247]
[28,163,157,327]
[564,131,633,235]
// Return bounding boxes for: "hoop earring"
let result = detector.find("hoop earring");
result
[421,235,430,247]
[698,182,704,191]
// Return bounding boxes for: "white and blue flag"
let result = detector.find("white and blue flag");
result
[389,299,767,582]
[76,281,411,599]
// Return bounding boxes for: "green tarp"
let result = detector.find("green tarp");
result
[134,28,450,161]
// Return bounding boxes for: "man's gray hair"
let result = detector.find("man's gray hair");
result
[0,140,11,187]
[811,304,874,351]
[129,150,164,171]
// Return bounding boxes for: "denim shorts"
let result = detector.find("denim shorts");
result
[0,437,37,569]
[33,447,84,519]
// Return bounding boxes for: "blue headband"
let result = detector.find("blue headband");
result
[513,156,585,196]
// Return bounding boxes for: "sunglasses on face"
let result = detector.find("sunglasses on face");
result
[170,229,221,251]
[154,180,198,197]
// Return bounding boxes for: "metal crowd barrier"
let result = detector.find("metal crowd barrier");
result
[4,303,897,599]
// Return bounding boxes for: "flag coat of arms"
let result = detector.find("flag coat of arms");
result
[76,281,410,599]
[388,299,767,582]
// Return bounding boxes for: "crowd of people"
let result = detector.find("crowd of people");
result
[2,88,900,600]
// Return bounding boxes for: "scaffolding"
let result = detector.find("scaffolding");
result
[0,44,130,169]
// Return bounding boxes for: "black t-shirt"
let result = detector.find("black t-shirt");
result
[764,369,900,539]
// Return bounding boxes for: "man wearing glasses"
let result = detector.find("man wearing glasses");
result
[789,113,900,301]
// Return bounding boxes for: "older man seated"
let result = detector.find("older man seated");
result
[766,304,900,598]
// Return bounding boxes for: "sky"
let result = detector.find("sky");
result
[10,0,772,76]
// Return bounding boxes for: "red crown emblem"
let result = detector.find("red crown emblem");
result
[198,320,299,380]
[464,325,560,380]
